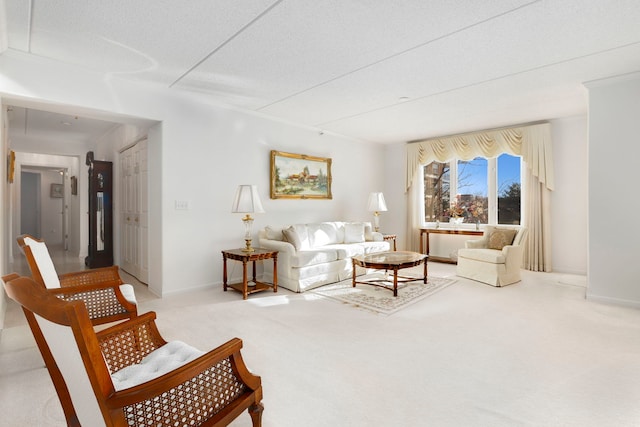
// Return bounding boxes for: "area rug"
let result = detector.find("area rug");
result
[310,272,456,315]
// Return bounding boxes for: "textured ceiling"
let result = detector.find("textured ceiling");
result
[3,0,640,144]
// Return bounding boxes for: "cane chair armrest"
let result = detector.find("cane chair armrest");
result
[97,312,167,373]
[107,337,263,427]
[2,273,21,284]
[49,282,138,325]
[58,265,124,287]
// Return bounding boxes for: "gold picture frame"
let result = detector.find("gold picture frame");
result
[270,150,332,199]
[70,176,78,195]
[7,150,15,183]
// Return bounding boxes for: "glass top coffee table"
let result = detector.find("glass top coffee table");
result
[351,251,428,297]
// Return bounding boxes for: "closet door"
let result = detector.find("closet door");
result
[119,139,148,283]
[120,147,137,276]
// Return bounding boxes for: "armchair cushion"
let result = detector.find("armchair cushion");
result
[457,248,506,264]
[111,340,204,391]
[487,228,517,250]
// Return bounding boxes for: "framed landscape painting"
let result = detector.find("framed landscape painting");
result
[270,150,332,199]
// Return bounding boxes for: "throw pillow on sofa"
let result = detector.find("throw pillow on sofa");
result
[282,226,303,250]
[488,228,517,250]
[344,223,365,243]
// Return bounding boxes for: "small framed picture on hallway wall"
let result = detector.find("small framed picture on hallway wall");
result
[50,183,63,198]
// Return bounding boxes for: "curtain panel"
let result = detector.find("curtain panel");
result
[405,122,554,272]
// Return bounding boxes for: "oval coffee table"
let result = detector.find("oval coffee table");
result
[351,251,428,297]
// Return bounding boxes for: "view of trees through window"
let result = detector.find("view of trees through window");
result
[497,154,521,225]
[423,154,521,225]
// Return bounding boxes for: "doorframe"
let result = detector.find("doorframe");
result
[10,153,79,262]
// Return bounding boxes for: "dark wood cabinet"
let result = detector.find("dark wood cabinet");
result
[85,152,113,268]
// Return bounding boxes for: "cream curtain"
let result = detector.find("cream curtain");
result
[406,122,553,271]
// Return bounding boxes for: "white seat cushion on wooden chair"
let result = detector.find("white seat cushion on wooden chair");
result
[118,284,137,304]
[111,341,204,391]
[23,236,62,288]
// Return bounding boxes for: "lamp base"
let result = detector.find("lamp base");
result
[241,238,255,252]
[373,211,381,232]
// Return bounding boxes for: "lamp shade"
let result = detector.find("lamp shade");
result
[231,185,265,214]
[367,192,387,212]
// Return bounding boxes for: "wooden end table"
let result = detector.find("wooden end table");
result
[352,251,427,297]
[222,248,278,300]
[382,233,397,251]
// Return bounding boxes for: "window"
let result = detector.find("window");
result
[497,153,521,225]
[422,153,521,225]
[423,162,450,222]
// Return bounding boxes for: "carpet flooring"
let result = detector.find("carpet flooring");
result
[3,256,640,426]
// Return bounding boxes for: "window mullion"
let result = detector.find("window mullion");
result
[488,158,497,224]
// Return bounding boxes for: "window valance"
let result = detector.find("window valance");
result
[406,122,554,192]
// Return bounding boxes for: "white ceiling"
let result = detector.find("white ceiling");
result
[3,0,640,144]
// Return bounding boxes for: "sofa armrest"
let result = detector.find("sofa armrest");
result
[258,238,296,255]
[370,232,384,242]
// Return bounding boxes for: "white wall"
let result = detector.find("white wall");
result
[586,72,640,307]
[1,105,8,329]
[549,115,588,274]
[0,51,386,296]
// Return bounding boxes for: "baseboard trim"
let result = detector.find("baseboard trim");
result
[586,293,640,309]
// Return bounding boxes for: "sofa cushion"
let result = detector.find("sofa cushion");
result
[488,228,517,250]
[307,222,340,247]
[344,223,365,243]
[458,248,506,264]
[324,244,366,260]
[290,248,339,267]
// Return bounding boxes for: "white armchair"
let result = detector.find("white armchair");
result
[456,226,528,287]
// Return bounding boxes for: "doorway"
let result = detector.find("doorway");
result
[19,167,66,249]
[20,171,41,237]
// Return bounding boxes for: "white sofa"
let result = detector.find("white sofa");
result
[456,226,528,287]
[258,221,391,293]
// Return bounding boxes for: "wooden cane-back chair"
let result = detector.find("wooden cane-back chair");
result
[17,234,137,325]
[2,274,264,427]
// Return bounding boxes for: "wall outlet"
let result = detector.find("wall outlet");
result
[175,200,190,210]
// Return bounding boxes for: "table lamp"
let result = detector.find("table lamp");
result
[231,185,265,252]
[367,192,387,232]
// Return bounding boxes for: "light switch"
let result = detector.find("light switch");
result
[175,200,190,210]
